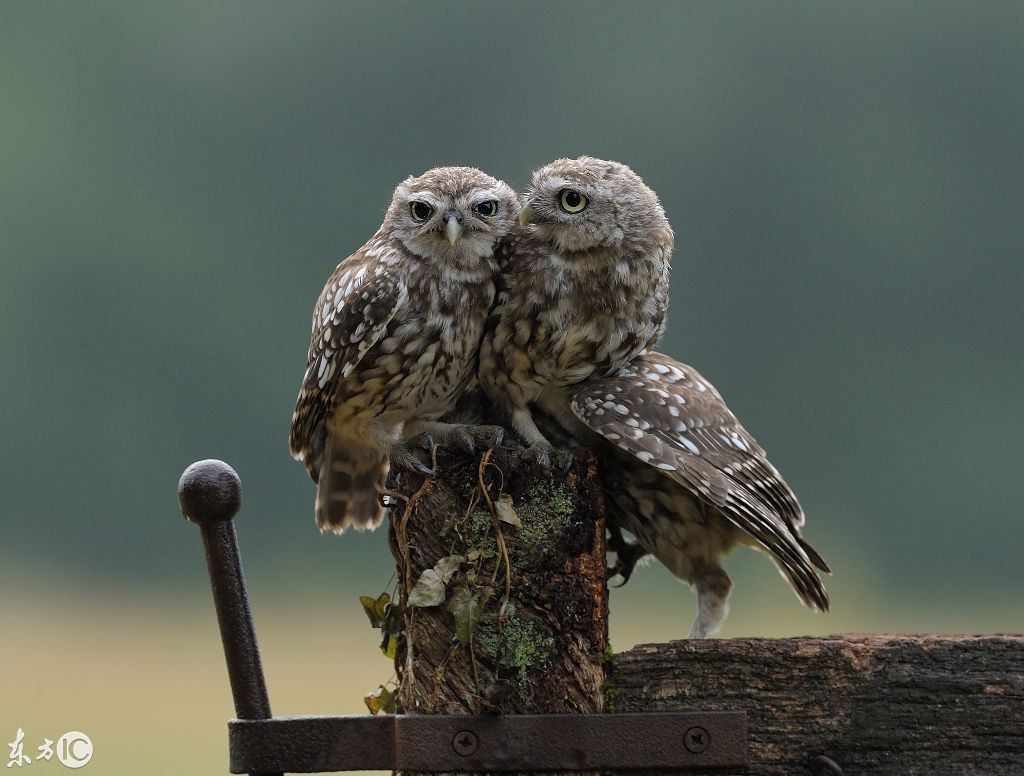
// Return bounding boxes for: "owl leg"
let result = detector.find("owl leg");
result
[511,407,550,447]
[687,566,733,639]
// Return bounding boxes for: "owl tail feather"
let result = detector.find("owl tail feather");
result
[315,437,388,533]
[772,548,830,614]
[798,536,832,574]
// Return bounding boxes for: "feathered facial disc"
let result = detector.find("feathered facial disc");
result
[519,156,664,254]
[385,166,519,269]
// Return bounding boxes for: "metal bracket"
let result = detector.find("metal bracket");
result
[229,712,748,773]
[179,459,750,774]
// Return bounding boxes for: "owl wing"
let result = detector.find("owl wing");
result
[289,244,408,475]
[569,351,829,609]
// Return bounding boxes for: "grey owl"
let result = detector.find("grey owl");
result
[479,156,673,467]
[290,167,518,533]
[561,351,830,637]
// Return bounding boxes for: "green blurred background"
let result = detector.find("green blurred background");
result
[2,1,1021,773]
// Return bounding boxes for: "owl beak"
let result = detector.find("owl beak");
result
[518,205,537,226]
[444,211,464,244]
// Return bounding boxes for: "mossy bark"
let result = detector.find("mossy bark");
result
[387,446,608,775]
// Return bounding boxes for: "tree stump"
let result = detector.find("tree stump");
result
[387,446,608,775]
[610,635,1024,775]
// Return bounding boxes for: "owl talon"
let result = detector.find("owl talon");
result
[409,459,437,477]
[390,443,437,478]
[607,526,649,586]
[524,444,572,474]
[453,429,477,454]
[551,448,573,472]
[529,446,552,472]
[465,424,506,450]
[409,458,437,477]
[429,423,507,454]
[606,544,648,586]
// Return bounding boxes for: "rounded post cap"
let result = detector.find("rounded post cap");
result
[178,459,242,525]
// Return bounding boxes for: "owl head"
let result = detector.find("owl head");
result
[519,156,670,254]
[385,166,519,270]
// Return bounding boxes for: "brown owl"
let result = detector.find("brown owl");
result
[290,167,518,533]
[564,352,830,637]
[479,156,673,468]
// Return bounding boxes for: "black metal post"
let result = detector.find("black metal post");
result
[178,459,281,776]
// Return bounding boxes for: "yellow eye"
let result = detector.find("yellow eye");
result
[559,189,588,214]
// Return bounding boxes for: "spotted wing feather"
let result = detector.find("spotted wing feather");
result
[570,352,829,610]
[289,243,408,478]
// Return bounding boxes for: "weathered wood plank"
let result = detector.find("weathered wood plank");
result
[610,635,1024,775]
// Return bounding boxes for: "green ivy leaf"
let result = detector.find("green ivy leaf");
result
[364,685,396,715]
[495,494,522,528]
[359,592,391,628]
[446,583,493,647]
[434,554,466,583]
[407,569,445,607]
[408,555,466,608]
[380,631,398,659]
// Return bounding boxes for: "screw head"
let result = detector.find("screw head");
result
[452,730,478,756]
[684,726,710,754]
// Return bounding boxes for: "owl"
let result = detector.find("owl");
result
[563,351,830,638]
[478,156,673,468]
[289,167,519,533]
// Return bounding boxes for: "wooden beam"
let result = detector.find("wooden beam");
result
[610,635,1024,774]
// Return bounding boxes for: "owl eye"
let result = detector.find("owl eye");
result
[473,200,498,217]
[559,189,588,214]
[410,201,434,222]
